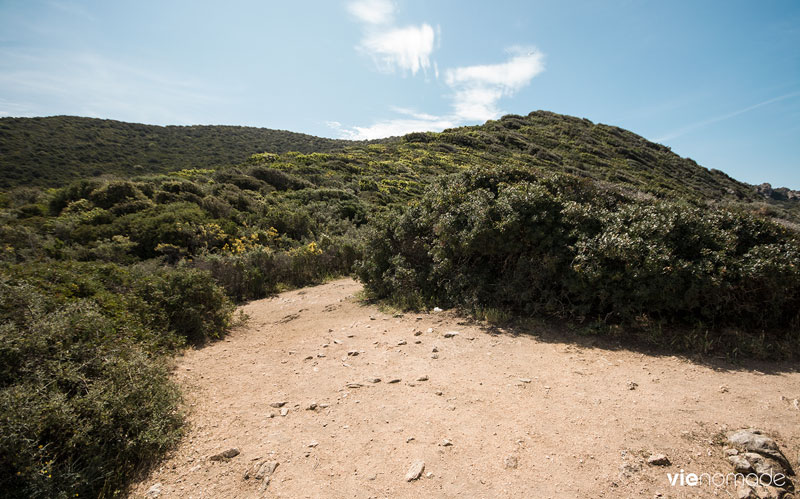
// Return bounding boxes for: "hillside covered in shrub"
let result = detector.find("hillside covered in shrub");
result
[0,116,365,188]
[1,110,799,497]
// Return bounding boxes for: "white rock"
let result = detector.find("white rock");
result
[405,460,425,481]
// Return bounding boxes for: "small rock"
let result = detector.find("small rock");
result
[308,440,319,448]
[317,353,326,358]
[504,455,519,469]
[724,447,739,456]
[405,460,425,481]
[210,448,240,461]
[414,331,422,336]
[333,339,342,344]
[443,331,459,338]
[742,452,787,477]
[306,402,318,410]
[280,408,289,417]
[619,461,642,477]
[435,391,443,396]
[728,455,754,474]
[346,383,363,388]
[441,439,453,447]
[727,429,794,474]
[426,472,433,478]
[431,354,439,359]
[719,385,729,393]
[737,484,758,499]
[433,307,443,312]
[270,401,287,408]
[417,375,429,381]
[319,403,330,408]
[397,340,407,346]
[388,378,401,383]
[627,381,638,390]
[518,378,532,384]
[646,454,670,466]
[426,328,434,333]
[367,377,381,383]
[367,474,377,481]
[432,346,439,353]
[407,436,415,442]
[347,350,360,356]
[146,483,162,498]
[304,355,313,360]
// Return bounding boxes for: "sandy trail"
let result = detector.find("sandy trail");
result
[131,278,799,498]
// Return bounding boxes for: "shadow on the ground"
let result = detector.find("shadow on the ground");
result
[435,310,800,376]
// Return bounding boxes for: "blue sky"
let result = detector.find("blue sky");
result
[1,0,798,188]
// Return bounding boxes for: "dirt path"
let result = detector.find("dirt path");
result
[131,278,799,498]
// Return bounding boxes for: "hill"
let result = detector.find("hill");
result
[0,116,362,188]
[1,109,800,498]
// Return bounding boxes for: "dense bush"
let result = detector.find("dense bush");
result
[0,262,233,498]
[357,166,800,357]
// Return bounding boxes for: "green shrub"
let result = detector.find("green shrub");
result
[135,266,234,344]
[357,166,800,358]
[0,275,183,499]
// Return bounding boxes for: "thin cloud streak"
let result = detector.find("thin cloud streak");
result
[0,49,221,124]
[655,91,800,142]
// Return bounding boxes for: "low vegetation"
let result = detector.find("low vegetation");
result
[0,110,798,497]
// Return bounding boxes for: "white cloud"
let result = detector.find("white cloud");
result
[446,51,544,121]
[348,0,436,75]
[335,49,545,139]
[347,0,395,25]
[360,24,435,75]
[338,116,456,140]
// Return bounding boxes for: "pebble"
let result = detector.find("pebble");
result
[443,331,459,338]
[647,454,670,466]
[518,378,532,384]
[397,340,407,346]
[405,460,425,481]
[417,375,429,381]
[210,448,240,461]
[270,401,287,408]
[280,408,289,417]
[347,350,360,356]
[367,377,381,383]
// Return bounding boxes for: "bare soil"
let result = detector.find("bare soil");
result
[131,278,800,498]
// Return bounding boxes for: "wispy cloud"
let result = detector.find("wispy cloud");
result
[446,50,544,122]
[655,91,800,142]
[360,24,435,75]
[335,49,545,140]
[0,49,220,124]
[348,0,436,75]
[347,0,395,25]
